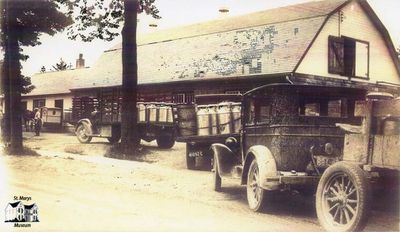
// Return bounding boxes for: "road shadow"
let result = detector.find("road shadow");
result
[219,186,316,219]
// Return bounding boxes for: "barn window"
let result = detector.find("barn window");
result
[33,99,45,110]
[328,36,369,79]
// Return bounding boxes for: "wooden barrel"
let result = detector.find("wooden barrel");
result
[176,105,197,136]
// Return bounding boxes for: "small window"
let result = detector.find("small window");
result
[254,97,273,123]
[300,98,344,118]
[245,98,255,125]
[33,99,45,110]
[328,36,369,79]
[328,100,342,117]
[304,103,320,116]
[55,99,64,109]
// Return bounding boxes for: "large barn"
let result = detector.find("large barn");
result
[21,0,400,121]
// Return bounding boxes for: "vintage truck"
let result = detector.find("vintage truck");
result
[175,94,242,169]
[211,83,399,232]
[72,88,176,148]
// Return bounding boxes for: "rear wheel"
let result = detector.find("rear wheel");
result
[316,161,370,232]
[76,123,92,143]
[186,143,196,170]
[247,159,267,212]
[213,156,222,192]
[156,135,175,149]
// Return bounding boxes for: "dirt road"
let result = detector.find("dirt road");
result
[0,132,398,231]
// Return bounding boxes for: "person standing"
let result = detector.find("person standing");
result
[34,108,42,136]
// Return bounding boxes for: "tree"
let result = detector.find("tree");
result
[52,58,70,71]
[0,0,71,152]
[63,0,160,155]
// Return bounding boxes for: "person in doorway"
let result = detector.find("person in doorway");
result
[34,108,42,136]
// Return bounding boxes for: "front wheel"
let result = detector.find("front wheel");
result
[316,161,370,232]
[76,123,92,143]
[247,159,267,212]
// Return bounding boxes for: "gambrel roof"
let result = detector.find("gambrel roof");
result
[25,0,400,95]
[72,0,350,90]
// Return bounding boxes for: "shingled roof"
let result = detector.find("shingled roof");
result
[72,0,348,90]
[25,68,90,96]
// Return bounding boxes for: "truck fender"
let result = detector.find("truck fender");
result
[241,145,279,191]
[76,118,93,135]
[211,143,236,178]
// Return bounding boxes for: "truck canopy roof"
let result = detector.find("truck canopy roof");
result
[244,83,367,99]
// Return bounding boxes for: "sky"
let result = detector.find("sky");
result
[21,0,400,76]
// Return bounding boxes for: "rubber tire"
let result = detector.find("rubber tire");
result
[156,135,175,149]
[186,143,196,170]
[213,157,222,192]
[76,123,92,144]
[316,161,370,232]
[247,159,267,212]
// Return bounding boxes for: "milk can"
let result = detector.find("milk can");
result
[197,105,210,136]
[166,105,174,123]
[209,104,218,135]
[231,103,241,133]
[217,103,231,134]
[158,104,168,123]
[147,104,157,122]
[137,103,146,122]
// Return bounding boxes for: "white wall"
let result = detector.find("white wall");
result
[296,1,399,84]
[22,94,73,111]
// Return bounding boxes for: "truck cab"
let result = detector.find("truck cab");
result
[211,83,386,231]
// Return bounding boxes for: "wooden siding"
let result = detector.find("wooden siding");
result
[296,1,400,84]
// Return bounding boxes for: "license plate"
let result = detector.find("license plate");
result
[188,151,203,158]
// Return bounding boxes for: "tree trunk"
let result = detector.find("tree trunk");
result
[2,1,23,152]
[120,0,139,154]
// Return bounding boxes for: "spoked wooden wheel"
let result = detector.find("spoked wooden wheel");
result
[316,162,370,232]
[247,159,266,212]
